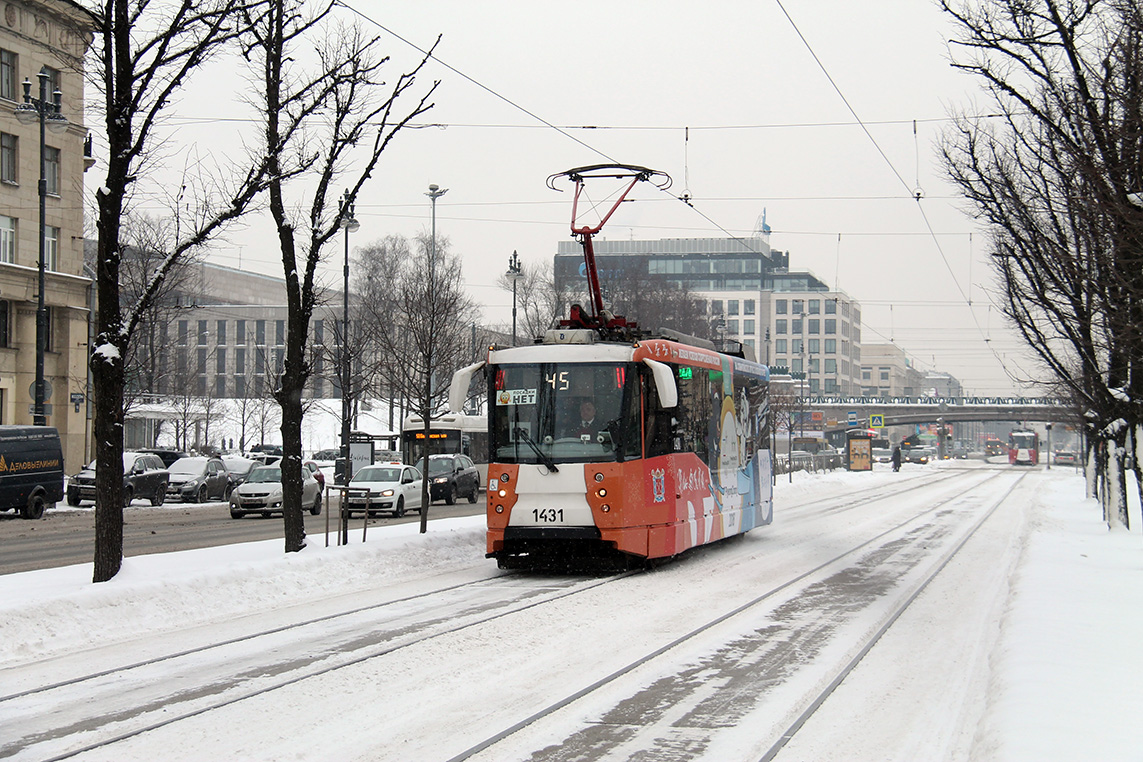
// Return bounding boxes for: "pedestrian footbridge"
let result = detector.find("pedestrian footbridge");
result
[803,396,1077,431]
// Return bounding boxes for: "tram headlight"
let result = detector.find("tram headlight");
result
[597,488,607,498]
[498,488,507,498]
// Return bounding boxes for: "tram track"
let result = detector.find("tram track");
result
[4,466,1014,761]
[450,468,1021,761]
[0,571,634,762]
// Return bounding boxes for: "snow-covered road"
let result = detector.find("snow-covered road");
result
[1,462,1140,761]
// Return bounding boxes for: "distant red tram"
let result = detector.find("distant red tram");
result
[1008,430,1040,465]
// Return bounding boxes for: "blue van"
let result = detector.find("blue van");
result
[0,426,64,519]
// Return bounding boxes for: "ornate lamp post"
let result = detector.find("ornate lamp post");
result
[507,250,522,345]
[15,68,68,426]
[338,190,359,484]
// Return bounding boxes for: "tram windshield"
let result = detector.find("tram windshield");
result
[490,362,638,464]
[1010,432,1036,449]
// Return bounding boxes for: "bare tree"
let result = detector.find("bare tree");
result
[360,234,480,531]
[940,0,1143,528]
[88,0,280,582]
[242,1,437,552]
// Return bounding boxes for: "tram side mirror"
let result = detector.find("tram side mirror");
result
[449,360,485,413]
[642,358,677,408]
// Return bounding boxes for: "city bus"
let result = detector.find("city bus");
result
[400,413,489,483]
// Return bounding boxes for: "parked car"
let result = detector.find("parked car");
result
[229,464,321,518]
[139,448,191,468]
[1054,450,1079,466]
[345,464,423,517]
[415,453,480,504]
[0,426,64,519]
[303,460,325,492]
[166,456,230,502]
[310,448,340,465]
[221,455,260,489]
[67,452,169,507]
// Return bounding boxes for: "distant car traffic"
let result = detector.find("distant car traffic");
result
[345,464,423,517]
[1054,450,1079,466]
[229,464,322,518]
[872,447,893,463]
[166,456,230,502]
[415,453,480,505]
[68,452,169,507]
[904,447,934,465]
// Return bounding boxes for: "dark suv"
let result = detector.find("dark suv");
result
[418,454,480,505]
[67,451,169,507]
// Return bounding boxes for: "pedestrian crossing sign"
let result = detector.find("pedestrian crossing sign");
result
[870,414,884,428]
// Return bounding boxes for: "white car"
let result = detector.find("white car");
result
[229,464,322,518]
[345,464,423,517]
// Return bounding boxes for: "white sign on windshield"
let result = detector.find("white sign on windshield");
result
[495,388,537,405]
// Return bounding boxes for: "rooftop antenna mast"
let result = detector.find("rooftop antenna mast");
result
[547,164,671,337]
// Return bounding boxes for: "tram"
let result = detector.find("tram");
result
[450,165,773,569]
[1008,430,1040,465]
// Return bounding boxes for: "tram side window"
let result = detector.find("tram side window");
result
[673,365,713,463]
[643,369,674,458]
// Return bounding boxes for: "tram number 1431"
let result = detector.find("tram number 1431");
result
[533,508,565,523]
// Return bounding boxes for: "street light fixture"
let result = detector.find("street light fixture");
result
[507,250,522,345]
[338,189,359,484]
[425,183,447,384]
[15,68,68,426]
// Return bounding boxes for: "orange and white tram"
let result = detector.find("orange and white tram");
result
[450,333,773,569]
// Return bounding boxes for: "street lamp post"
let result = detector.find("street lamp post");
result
[15,68,68,426]
[338,190,359,484]
[507,250,521,345]
[425,183,447,383]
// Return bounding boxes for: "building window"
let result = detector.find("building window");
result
[216,347,226,374]
[809,338,820,353]
[198,320,207,345]
[197,347,207,375]
[178,320,188,345]
[727,319,739,334]
[775,299,787,315]
[775,319,787,335]
[792,299,804,315]
[0,299,9,348]
[775,339,787,354]
[236,319,246,345]
[792,319,802,334]
[825,299,837,314]
[744,319,755,335]
[825,358,837,373]
[314,319,323,343]
[0,133,16,183]
[824,319,837,335]
[792,338,804,355]
[710,300,724,316]
[42,66,61,96]
[0,215,14,263]
[791,358,803,373]
[275,319,284,345]
[809,299,820,314]
[215,375,227,398]
[808,319,820,334]
[880,369,890,381]
[235,347,245,375]
[809,358,820,373]
[44,146,60,195]
[255,320,265,345]
[862,368,871,381]
[44,226,58,271]
[727,300,739,316]
[216,320,226,345]
[825,339,837,354]
[744,299,755,316]
[0,50,16,101]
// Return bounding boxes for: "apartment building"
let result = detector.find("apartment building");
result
[0,0,93,470]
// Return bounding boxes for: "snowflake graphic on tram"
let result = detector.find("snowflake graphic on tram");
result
[450,165,773,570]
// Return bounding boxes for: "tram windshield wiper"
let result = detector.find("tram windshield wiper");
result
[514,427,559,473]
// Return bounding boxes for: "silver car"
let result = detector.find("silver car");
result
[229,464,322,518]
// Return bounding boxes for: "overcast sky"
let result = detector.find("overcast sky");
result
[112,0,1044,397]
